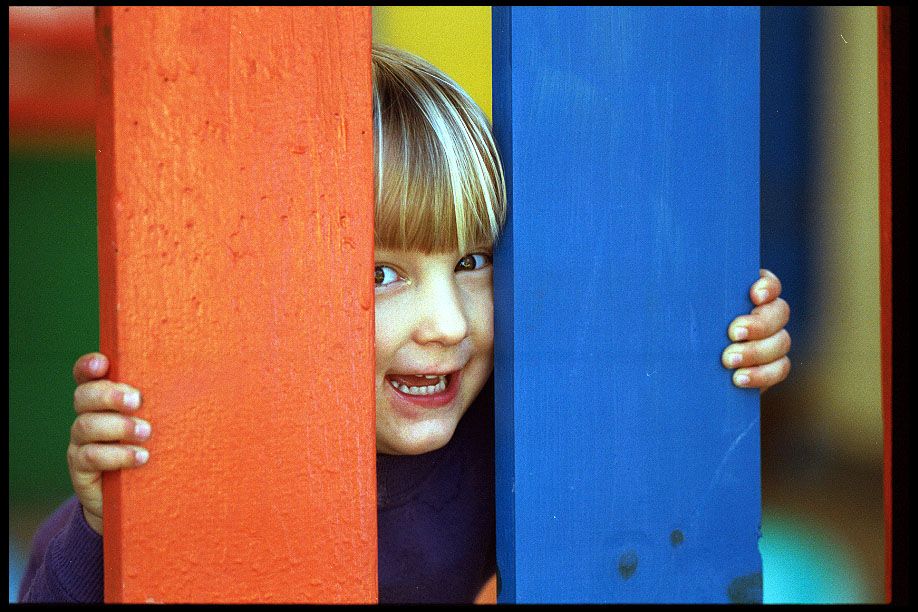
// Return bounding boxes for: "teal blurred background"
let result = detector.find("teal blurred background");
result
[10,6,886,603]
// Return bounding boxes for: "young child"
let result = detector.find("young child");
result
[18,44,792,604]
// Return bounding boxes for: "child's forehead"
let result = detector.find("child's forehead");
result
[376,243,493,260]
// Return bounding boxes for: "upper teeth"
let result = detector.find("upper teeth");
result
[391,375,447,395]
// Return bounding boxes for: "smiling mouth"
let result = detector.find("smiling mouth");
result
[386,372,451,396]
[384,370,460,407]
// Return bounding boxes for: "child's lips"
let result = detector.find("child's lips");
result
[385,369,461,409]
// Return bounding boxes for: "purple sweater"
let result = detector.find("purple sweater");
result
[19,378,495,604]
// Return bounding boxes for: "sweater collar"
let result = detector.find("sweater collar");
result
[374,375,493,509]
[375,433,454,509]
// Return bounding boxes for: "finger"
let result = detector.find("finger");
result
[722,329,791,369]
[731,356,791,390]
[73,353,109,385]
[68,442,150,476]
[729,297,790,342]
[73,380,142,414]
[750,269,783,306]
[71,413,152,446]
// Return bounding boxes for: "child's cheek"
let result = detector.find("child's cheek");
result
[373,293,406,371]
[469,281,495,351]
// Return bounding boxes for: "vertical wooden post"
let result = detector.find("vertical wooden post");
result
[95,7,377,603]
[492,7,761,603]
[875,5,892,604]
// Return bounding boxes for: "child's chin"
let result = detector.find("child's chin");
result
[386,424,457,456]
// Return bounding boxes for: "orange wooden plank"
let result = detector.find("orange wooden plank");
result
[95,7,377,603]
[875,5,892,604]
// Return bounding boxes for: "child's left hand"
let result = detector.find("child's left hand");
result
[721,269,791,392]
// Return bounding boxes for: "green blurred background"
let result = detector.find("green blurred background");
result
[10,6,885,603]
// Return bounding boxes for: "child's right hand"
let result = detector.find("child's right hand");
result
[68,352,150,535]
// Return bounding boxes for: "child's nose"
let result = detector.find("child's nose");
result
[412,281,469,346]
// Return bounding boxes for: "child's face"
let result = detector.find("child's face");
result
[374,245,494,455]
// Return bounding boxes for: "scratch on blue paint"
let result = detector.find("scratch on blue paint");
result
[693,415,760,520]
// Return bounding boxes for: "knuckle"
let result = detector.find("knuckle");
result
[756,301,787,332]
[754,299,776,316]
[744,342,760,364]
[750,302,767,319]
[99,382,121,410]
[72,415,94,441]
[81,445,119,471]
[779,329,792,354]
[764,357,789,384]
[125,416,138,438]
[777,298,790,322]
[66,444,79,469]
[76,445,99,470]
[770,277,782,295]
[104,385,121,408]
[739,315,758,332]
[74,381,104,411]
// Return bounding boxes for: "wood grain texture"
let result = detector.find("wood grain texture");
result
[95,6,376,603]
[492,6,761,603]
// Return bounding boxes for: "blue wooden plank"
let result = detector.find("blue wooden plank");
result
[492,7,761,603]
[761,7,816,352]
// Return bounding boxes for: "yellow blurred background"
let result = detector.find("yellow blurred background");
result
[9,6,886,603]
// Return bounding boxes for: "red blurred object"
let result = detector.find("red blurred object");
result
[876,5,892,605]
[9,6,97,144]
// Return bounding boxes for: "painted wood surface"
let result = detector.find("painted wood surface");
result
[95,7,377,603]
[875,6,892,603]
[492,7,762,603]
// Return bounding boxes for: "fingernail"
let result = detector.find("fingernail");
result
[755,289,768,303]
[89,356,103,371]
[135,448,149,465]
[726,353,742,367]
[732,326,748,341]
[123,389,141,410]
[734,371,751,386]
[134,420,151,440]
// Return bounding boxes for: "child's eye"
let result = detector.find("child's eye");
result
[375,265,401,287]
[455,253,492,272]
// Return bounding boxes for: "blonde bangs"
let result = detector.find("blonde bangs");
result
[372,45,506,254]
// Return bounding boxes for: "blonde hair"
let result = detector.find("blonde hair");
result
[372,44,506,254]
